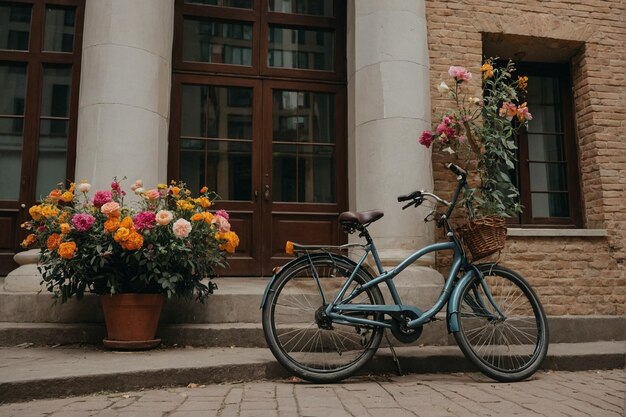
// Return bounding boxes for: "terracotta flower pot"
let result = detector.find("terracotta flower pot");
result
[100,293,165,350]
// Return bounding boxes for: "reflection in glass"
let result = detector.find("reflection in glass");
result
[268,26,333,71]
[269,0,334,17]
[0,118,24,200]
[273,144,335,203]
[528,134,564,162]
[183,19,253,65]
[0,4,32,51]
[526,75,562,134]
[0,63,27,200]
[529,162,568,192]
[272,90,334,142]
[40,66,72,117]
[531,193,569,218]
[185,0,253,8]
[180,139,252,200]
[44,7,75,52]
[181,85,253,139]
[36,120,68,199]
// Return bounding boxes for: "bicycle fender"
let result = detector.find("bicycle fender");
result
[446,269,476,333]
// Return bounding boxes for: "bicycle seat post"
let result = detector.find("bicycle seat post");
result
[358,225,385,274]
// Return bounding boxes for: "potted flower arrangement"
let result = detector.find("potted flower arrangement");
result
[21,179,239,349]
[419,59,532,259]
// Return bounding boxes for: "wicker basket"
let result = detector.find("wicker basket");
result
[458,215,507,260]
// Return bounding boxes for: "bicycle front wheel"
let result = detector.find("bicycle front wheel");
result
[454,264,549,382]
[262,254,384,383]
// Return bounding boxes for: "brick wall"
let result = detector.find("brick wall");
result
[424,0,626,315]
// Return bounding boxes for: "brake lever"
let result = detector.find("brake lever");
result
[402,201,413,210]
[424,209,436,222]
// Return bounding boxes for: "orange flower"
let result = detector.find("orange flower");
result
[480,62,494,79]
[204,212,214,223]
[58,241,77,259]
[68,182,76,193]
[198,197,211,209]
[285,241,294,255]
[177,199,194,211]
[104,217,120,233]
[123,231,144,250]
[48,189,62,202]
[170,186,181,197]
[41,205,60,219]
[46,233,62,251]
[120,216,133,229]
[60,191,74,203]
[191,213,205,222]
[60,223,71,234]
[57,212,68,223]
[21,234,37,248]
[518,75,528,91]
[200,186,208,194]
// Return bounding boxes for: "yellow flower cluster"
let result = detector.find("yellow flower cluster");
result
[176,199,194,211]
[112,216,143,250]
[217,231,239,254]
[191,212,214,223]
[481,62,494,79]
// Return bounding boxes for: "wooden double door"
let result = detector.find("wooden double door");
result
[168,75,347,276]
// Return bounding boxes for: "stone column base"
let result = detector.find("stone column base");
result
[3,250,45,292]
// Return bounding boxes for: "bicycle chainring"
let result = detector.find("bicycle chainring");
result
[390,311,423,344]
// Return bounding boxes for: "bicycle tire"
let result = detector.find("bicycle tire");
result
[453,264,549,382]
[262,254,384,383]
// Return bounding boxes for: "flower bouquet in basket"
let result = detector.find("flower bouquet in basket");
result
[22,179,240,303]
[419,60,532,259]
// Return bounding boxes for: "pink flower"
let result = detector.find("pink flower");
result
[419,130,433,148]
[436,116,456,139]
[215,210,229,221]
[499,102,517,121]
[448,66,472,82]
[172,218,192,238]
[93,191,113,207]
[516,104,533,121]
[101,201,121,217]
[71,213,96,232]
[144,189,160,201]
[130,179,143,192]
[212,215,231,233]
[155,210,174,225]
[133,211,156,231]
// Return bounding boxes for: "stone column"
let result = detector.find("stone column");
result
[348,1,435,264]
[75,0,175,192]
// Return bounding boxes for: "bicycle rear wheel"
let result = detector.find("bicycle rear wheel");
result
[262,254,384,383]
[454,264,549,382]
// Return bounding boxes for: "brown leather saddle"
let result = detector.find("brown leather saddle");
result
[338,210,384,227]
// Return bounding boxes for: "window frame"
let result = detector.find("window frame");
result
[513,62,583,228]
[172,0,346,82]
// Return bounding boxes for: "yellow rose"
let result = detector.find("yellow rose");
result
[120,216,133,229]
[60,223,71,234]
[104,217,120,233]
[114,227,131,242]
[41,205,60,218]
[29,205,43,221]
[60,191,74,203]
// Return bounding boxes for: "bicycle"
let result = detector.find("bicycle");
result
[261,163,549,383]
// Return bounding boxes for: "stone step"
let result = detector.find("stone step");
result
[1,315,624,348]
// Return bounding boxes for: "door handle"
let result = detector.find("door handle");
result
[264,185,270,201]
[20,203,26,209]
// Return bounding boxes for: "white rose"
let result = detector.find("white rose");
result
[438,81,450,93]
[77,182,91,193]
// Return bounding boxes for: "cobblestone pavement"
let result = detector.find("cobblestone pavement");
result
[1,370,624,417]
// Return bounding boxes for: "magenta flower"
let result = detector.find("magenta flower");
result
[93,190,113,207]
[133,211,156,231]
[419,130,433,148]
[71,213,96,232]
[215,210,229,221]
[448,66,472,82]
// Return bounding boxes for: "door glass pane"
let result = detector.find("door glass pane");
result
[269,0,334,17]
[185,0,253,9]
[36,66,72,199]
[0,4,32,51]
[180,139,252,201]
[273,144,335,203]
[181,85,253,138]
[183,19,253,65]
[179,84,253,201]
[268,26,333,71]
[43,6,76,52]
[0,63,27,200]
[531,193,569,218]
[272,90,334,143]
[528,133,564,161]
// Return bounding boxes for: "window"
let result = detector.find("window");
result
[513,63,582,227]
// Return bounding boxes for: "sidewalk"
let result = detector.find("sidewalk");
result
[1,341,624,403]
